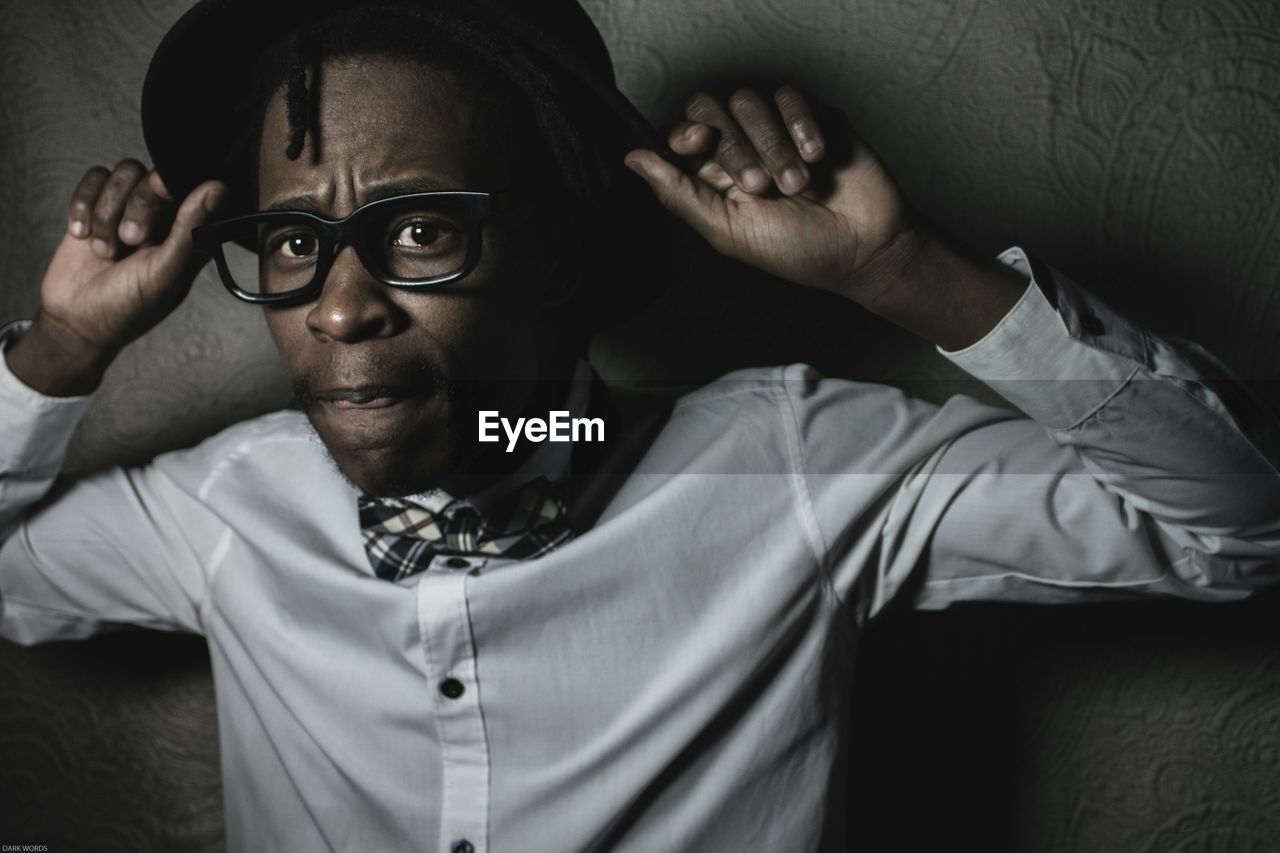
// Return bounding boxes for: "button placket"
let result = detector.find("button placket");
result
[417,568,490,853]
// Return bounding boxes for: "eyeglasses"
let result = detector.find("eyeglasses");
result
[192,191,501,306]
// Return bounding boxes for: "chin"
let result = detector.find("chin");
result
[296,412,448,497]
[331,442,456,498]
[299,378,524,497]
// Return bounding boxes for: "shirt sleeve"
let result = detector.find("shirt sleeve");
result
[0,322,222,643]
[784,248,1280,624]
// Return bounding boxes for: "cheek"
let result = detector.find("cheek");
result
[262,309,310,372]
[439,234,545,332]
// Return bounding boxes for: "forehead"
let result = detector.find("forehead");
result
[256,55,513,209]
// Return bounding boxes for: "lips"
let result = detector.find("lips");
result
[319,387,410,410]
[313,382,440,413]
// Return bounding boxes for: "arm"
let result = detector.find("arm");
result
[783,261,1279,619]
[0,161,227,642]
[624,85,1280,614]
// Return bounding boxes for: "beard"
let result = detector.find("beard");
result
[288,354,473,497]
[289,355,546,498]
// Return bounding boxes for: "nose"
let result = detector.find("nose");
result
[305,245,404,342]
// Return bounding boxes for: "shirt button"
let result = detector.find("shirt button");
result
[451,840,475,853]
[439,678,466,699]
[444,556,470,569]
[1080,312,1105,336]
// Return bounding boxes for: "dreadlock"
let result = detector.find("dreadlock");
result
[243,2,675,343]
[247,2,612,212]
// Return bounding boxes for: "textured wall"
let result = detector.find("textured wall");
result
[1,0,1278,850]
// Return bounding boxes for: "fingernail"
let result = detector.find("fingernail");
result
[119,221,142,243]
[684,124,702,140]
[802,140,822,157]
[781,167,807,193]
[69,219,87,238]
[90,238,112,258]
[624,156,648,179]
[741,167,768,191]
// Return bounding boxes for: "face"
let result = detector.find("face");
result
[257,56,566,497]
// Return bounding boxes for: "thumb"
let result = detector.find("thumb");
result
[153,179,227,277]
[624,149,723,241]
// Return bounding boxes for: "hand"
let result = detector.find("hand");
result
[8,160,226,395]
[623,86,916,302]
[43,159,226,355]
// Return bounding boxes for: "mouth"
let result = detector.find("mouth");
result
[313,384,436,412]
[318,386,414,409]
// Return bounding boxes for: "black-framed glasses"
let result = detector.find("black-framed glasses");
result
[192,191,501,306]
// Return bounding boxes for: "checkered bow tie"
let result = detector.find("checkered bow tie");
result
[358,475,574,582]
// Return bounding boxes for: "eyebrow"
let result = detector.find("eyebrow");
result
[263,178,457,213]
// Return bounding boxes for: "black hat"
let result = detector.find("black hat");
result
[141,0,670,218]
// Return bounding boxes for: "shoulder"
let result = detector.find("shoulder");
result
[673,362,905,416]
[170,408,315,460]
[147,409,333,497]
[653,363,912,463]
[669,363,1018,471]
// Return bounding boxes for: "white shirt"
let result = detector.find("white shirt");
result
[1,248,1277,853]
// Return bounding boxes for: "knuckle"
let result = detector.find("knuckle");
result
[774,85,804,108]
[74,168,109,201]
[655,184,683,213]
[755,134,788,159]
[728,88,758,112]
[685,91,716,119]
[126,191,155,213]
[114,157,147,176]
[91,197,121,225]
[81,165,110,184]
[716,136,744,160]
[91,196,119,225]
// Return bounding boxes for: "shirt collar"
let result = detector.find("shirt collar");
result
[399,356,593,514]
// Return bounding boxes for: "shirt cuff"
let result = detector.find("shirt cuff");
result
[0,319,94,469]
[938,247,1150,430]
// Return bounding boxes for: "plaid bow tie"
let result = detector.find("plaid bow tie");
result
[358,475,574,582]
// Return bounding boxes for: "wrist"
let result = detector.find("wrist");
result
[5,311,116,397]
[833,223,1030,351]
[831,221,932,311]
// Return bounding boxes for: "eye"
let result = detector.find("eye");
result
[265,230,319,260]
[390,219,453,249]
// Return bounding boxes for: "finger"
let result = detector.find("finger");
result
[151,180,227,281]
[727,87,809,196]
[117,171,175,247]
[148,170,173,201]
[667,120,715,157]
[68,166,111,239]
[624,150,727,247]
[90,158,149,259]
[774,85,826,164]
[684,92,770,194]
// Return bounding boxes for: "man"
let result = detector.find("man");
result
[1,0,1276,851]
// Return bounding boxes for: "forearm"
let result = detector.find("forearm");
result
[932,251,1280,543]
[0,323,94,539]
[838,223,1031,352]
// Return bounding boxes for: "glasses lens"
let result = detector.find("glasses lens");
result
[210,217,323,297]
[367,198,474,282]
[257,220,322,296]
[209,195,485,300]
